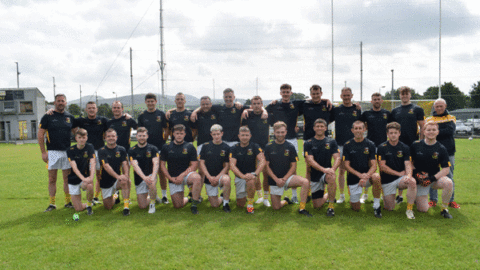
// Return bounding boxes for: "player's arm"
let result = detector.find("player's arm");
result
[254,152,265,175]
[68,160,87,182]
[282,161,297,182]
[378,159,403,177]
[165,108,176,120]
[305,154,326,173]
[367,158,377,177]
[160,160,173,181]
[192,128,198,140]
[229,156,247,179]
[130,158,148,180]
[344,160,362,178]
[120,160,129,180]
[404,160,413,177]
[177,161,198,183]
[433,167,450,180]
[151,156,159,182]
[331,152,341,172]
[199,159,214,181]
[418,120,425,139]
[37,128,48,163]
[265,161,280,183]
[102,162,123,180]
[190,107,201,122]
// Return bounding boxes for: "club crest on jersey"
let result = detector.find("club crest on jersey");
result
[352,111,358,117]
[184,115,189,121]
[220,150,226,157]
[284,150,290,156]
[322,106,327,111]
[156,116,161,122]
[325,143,330,150]
[247,149,253,155]
[97,120,102,125]
[231,109,236,114]
[66,117,71,123]
[122,121,127,127]
[146,151,151,158]
[397,151,403,158]
[383,113,388,119]
[432,152,439,159]
[211,115,216,120]
[263,119,268,124]
[115,151,120,158]
[408,109,414,114]
[363,147,369,154]
[290,104,295,109]
[182,148,188,154]
[83,151,88,158]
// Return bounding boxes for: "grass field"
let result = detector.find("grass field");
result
[1,139,479,269]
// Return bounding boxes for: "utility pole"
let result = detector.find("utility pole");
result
[159,0,166,111]
[95,91,98,106]
[15,62,20,88]
[130,47,134,117]
[360,41,363,101]
[79,85,82,114]
[53,77,56,100]
[391,69,394,108]
[331,0,334,102]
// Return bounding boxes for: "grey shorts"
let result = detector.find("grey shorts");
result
[270,175,295,196]
[196,144,204,156]
[382,176,404,196]
[416,184,430,197]
[169,172,194,195]
[101,180,119,199]
[48,150,71,170]
[94,150,101,170]
[135,181,149,195]
[349,181,372,203]
[234,176,251,199]
[205,175,226,197]
[310,174,327,193]
[338,145,344,159]
[68,182,85,196]
[286,138,298,153]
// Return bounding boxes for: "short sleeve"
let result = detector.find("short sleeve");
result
[39,114,49,130]
[137,115,145,127]
[129,118,138,130]
[160,145,168,161]
[402,145,411,161]
[416,107,425,121]
[66,148,74,160]
[303,141,312,156]
[439,147,450,168]
[376,146,385,160]
[199,144,207,160]
[343,144,351,161]
[369,142,376,160]
[188,144,197,161]
[88,144,95,159]
[128,148,136,161]
[98,149,108,164]
[331,140,340,155]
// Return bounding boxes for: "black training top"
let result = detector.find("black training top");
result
[98,145,128,189]
[168,110,195,143]
[304,137,339,182]
[343,138,376,185]
[39,111,78,151]
[302,100,331,140]
[211,104,247,142]
[360,109,392,147]
[107,116,138,151]
[137,109,168,149]
[330,105,362,146]
[199,141,230,184]
[391,104,425,146]
[77,116,108,150]
[264,141,298,185]
[377,141,411,184]
[196,110,217,145]
[160,141,197,179]
[241,112,271,148]
[266,100,303,140]
[230,142,262,175]
[66,143,95,185]
[410,140,450,178]
[128,143,159,186]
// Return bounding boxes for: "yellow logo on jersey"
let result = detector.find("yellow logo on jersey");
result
[432,152,439,159]
[322,106,327,111]
[220,150,226,157]
[115,151,120,158]
[263,119,268,124]
[83,151,88,158]
[352,111,357,117]
[156,116,161,122]
[211,115,216,120]
[182,148,188,154]
[184,115,189,121]
[325,143,330,150]
[146,151,151,158]
[97,120,102,125]
[397,151,403,158]
[408,109,414,114]
[66,117,71,123]
[383,113,388,119]
[247,149,253,155]
[122,121,127,127]
[290,104,295,109]
[284,150,290,156]
[363,147,369,154]
[231,109,236,114]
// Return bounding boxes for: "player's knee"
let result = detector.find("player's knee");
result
[326,174,336,185]
[372,173,380,183]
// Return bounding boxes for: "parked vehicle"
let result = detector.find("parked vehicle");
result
[464,119,480,131]
[456,121,472,135]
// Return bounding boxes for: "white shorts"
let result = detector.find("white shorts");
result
[416,184,430,197]
[205,180,224,197]
[169,172,194,195]
[101,180,119,199]
[269,175,295,196]
[223,141,238,148]
[349,181,372,203]
[48,150,71,170]
[95,150,101,170]
[196,143,204,156]
[234,175,252,199]
[338,145,344,159]
[286,138,298,153]
[68,182,86,196]
[310,174,326,194]
[382,176,404,196]
[135,181,149,195]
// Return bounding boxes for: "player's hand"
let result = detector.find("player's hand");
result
[261,110,268,120]
[398,170,406,176]
[190,110,198,122]
[118,175,128,182]
[276,178,285,188]
[165,109,172,120]
[360,173,369,180]
[295,126,299,133]
[210,176,219,187]
[325,99,333,110]
[270,100,277,105]
[46,108,54,115]
[241,110,249,119]
[359,178,368,187]
[324,168,335,176]
[234,102,243,110]
[41,152,48,163]
[355,102,362,111]
[245,173,255,182]
[124,113,132,120]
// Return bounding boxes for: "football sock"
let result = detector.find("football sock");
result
[309,189,312,197]
[263,191,269,200]
[292,189,298,198]
[407,203,413,210]
[256,190,262,198]
[65,194,71,204]
[150,199,156,205]
[49,196,55,205]
[94,191,100,198]
[373,198,380,209]
[192,199,201,207]
[299,202,306,211]
[328,202,335,209]
[87,201,92,207]
[223,199,229,206]
[441,204,448,211]
[123,199,129,209]
[162,190,167,197]
[247,197,254,207]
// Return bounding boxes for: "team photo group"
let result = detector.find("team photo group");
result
[38,83,459,220]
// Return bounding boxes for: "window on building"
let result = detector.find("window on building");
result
[4,101,14,110]
[31,121,37,139]
[14,90,24,100]
[20,101,33,113]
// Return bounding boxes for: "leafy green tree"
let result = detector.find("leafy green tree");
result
[244,99,251,106]
[67,104,82,117]
[423,82,467,111]
[384,88,422,100]
[291,92,307,100]
[97,103,113,118]
[469,81,480,108]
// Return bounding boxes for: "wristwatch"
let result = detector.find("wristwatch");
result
[251,172,257,176]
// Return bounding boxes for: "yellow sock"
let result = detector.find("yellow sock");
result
[150,199,156,205]
[94,191,100,198]
[442,204,448,211]
[124,199,129,209]
[407,203,413,211]
[299,202,306,210]
[49,196,55,205]
[247,197,254,206]
[328,202,335,209]
[263,191,269,199]
[65,194,71,204]
[308,189,312,196]
[87,201,92,207]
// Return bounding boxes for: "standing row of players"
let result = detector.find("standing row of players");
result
[38,84,458,218]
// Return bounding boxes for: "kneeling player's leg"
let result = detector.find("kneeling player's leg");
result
[187,172,202,201]
[102,184,116,210]
[416,194,429,212]
[206,184,221,208]
[118,178,131,209]
[431,177,453,208]
[235,177,247,208]
[69,183,85,212]
[312,189,326,209]
[262,168,270,202]
[221,175,231,204]
[325,173,336,205]
[137,193,149,209]
[349,184,362,211]
[48,170,58,205]
[171,192,187,209]
[287,175,309,203]
[338,161,346,197]
[245,177,256,210]
[159,169,168,200]
[398,176,416,211]
[270,194,284,210]
[145,177,157,206]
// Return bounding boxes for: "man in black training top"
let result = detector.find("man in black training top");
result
[66,128,95,215]
[194,96,217,154]
[160,124,203,214]
[304,119,340,217]
[330,87,362,204]
[264,121,312,217]
[410,121,454,219]
[377,122,417,220]
[129,127,160,214]
[241,95,271,207]
[38,94,79,212]
[167,92,196,143]
[107,101,138,152]
[98,128,132,216]
[199,124,232,213]
[343,121,382,218]
[230,126,266,214]
[137,93,169,205]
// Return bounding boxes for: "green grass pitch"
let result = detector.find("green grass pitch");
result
[0,139,479,269]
